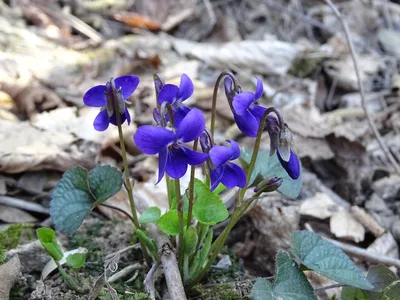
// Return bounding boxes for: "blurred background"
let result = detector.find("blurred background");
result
[0,0,399,299]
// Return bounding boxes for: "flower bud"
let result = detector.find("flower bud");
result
[254,176,283,194]
[153,73,165,98]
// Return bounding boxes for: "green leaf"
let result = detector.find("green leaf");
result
[50,166,123,234]
[156,210,180,235]
[273,251,317,300]
[51,189,93,234]
[381,281,400,300]
[184,226,198,255]
[66,253,86,269]
[341,264,398,300]
[252,277,274,300]
[190,228,213,279]
[139,207,161,224]
[135,229,158,260]
[88,165,124,205]
[366,264,398,292]
[291,231,374,290]
[240,148,301,199]
[341,287,368,300]
[36,227,63,261]
[192,179,229,225]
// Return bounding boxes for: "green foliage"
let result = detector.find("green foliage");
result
[66,253,86,269]
[240,148,301,199]
[139,207,161,224]
[291,231,374,290]
[252,251,316,300]
[50,166,123,234]
[36,227,64,261]
[192,179,229,225]
[0,224,31,263]
[135,229,158,260]
[184,226,198,255]
[342,264,399,300]
[190,228,213,279]
[156,210,180,235]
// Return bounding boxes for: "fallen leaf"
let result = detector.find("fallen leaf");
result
[172,37,308,76]
[0,255,21,300]
[330,210,365,243]
[0,205,37,223]
[367,233,399,259]
[299,192,343,219]
[113,13,161,31]
[0,119,96,173]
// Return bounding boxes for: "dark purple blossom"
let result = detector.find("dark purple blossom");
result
[231,78,266,138]
[277,149,300,180]
[134,108,208,182]
[157,73,194,126]
[83,76,139,131]
[209,140,246,191]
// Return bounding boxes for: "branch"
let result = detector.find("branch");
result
[147,223,187,300]
[325,237,400,269]
[322,0,400,173]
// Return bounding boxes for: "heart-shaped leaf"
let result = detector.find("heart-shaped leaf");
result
[291,231,374,290]
[139,207,161,224]
[192,179,228,225]
[240,148,301,199]
[251,252,316,300]
[50,166,123,234]
[156,210,180,236]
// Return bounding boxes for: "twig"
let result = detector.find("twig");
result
[350,206,385,238]
[147,223,187,300]
[144,262,162,300]
[325,237,400,269]
[322,0,400,173]
[264,0,332,33]
[0,196,49,214]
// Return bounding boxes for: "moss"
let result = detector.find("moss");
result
[193,284,245,300]
[0,224,32,263]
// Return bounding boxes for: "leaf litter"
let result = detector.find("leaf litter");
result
[0,0,399,299]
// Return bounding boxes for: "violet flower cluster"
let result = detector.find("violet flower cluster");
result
[83,73,301,192]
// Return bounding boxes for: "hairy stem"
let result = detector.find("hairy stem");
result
[115,113,151,266]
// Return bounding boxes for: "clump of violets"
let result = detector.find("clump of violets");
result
[79,71,302,294]
[83,75,139,131]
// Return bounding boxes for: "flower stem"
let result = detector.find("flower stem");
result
[175,178,184,273]
[238,107,284,203]
[115,114,151,266]
[210,71,239,138]
[186,139,198,227]
[55,260,78,290]
[166,174,173,209]
[188,202,251,286]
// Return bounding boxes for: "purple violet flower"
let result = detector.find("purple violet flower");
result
[209,140,246,191]
[277,149,300,180]
[231,78,266,138]
[134,108,208,182]
[83,75,139,131]
[157,73,194,126]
